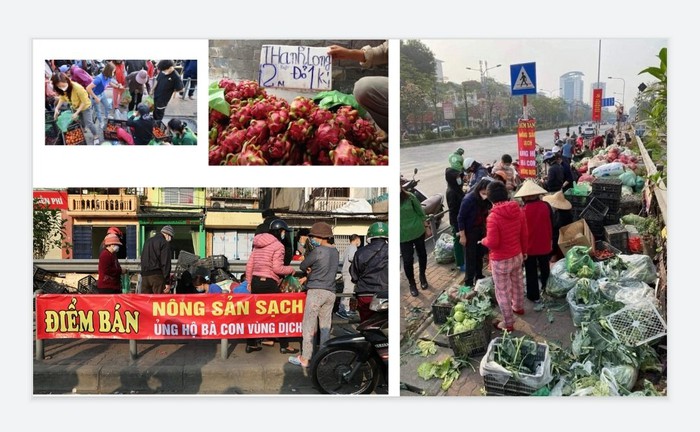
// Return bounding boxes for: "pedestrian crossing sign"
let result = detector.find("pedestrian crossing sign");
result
[510,62,537,95]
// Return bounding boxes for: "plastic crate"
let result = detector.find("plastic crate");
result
[77,275,98,294]
[604,224,629,253]
[202,255,228,269]
[153,120,172,142]
[45,120,62,145]
[580,197,609,222]
[605,300,667,346]
[431,290,453,325]
[592,189,622,201]
[33,266,57,282]
[62,122,87,145]
[39,280,69,294]
[177,250,200,267]
[481,338,549,396]
[104,119,130,141]
[592,176,623,192]
[564,189,591,208]
[447,320,491,358]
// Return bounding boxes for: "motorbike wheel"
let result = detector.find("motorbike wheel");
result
[310,346,380,395]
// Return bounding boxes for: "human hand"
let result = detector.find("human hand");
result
[327,45,365,62]
[459,233,467,246]
[71,112,79,121]
[163,284,171,294]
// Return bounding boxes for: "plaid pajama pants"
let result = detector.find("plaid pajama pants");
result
[491,254,525,328]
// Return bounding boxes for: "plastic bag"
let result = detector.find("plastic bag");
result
[434,233,455,264]
[279,275,303,293]
[565,246,596,278]
[598,278,656,306]
[56,111,73,133]
[618,170,637,188]
[208,81,230,116]
[121,89,132,106]
[545,259,578,298]
[312,90,368,117]
[619,254,658,285]
[592,162,625,178]
[143,95,154,111]
[566,279,601,326]
[116,127,134,145]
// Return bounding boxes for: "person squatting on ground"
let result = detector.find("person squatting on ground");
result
[480,181,528,332]
[327,41,388,136]
[140,225,174,294]
[126,103,155,145]
[192,274,223,293]
[350,222,389,322]
[400,179,429,297]
[458,177,493,287]
[514,180,553,303]
[446,151,466,271]
[151,60,184,121]
[97,233,125,294]
[337,233,361,320]
[245,219,298,354]
[51,72,100,144]
[289,222,339,368]
[167,118,197,145]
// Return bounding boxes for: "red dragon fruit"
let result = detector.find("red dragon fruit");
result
[219,78,237,93]
[315,150,332,165]
[287,118,312,142]
[335,106,359,123]
[266,133,292,161]
[245,119,270,144]
[209,145,226,165]
[309,108,334,126]
[350,118,376,145]
[329,139,363,165]
[360,148,389,166]
[238,80,265,99]
[332,114,353,136]
[225,90,242,104]
[267,109,290,135]
[250,99,275,120]
[230,104,253,129]
[209,109,229,127]
[289,97,316,120]
[312,121,342,149]
[219,128,247,155]
[235,143,267,165]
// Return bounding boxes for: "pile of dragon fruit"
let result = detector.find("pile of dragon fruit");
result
[209,79,388,165]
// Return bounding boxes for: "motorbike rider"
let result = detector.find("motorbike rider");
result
[463,157,490,192]
[349,222,389,322]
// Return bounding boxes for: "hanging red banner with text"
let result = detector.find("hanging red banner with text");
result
[592,88,603,122]
[35,293,306,340]
[517,118,537,179]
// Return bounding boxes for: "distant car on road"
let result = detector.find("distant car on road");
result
[582,126,596,138]
[432,125,454,134]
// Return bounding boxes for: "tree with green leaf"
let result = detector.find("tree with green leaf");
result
[638,47,667,160]
[33,198,71,259]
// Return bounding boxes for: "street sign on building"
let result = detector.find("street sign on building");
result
[602,97,615,107]
[510,62,537,96]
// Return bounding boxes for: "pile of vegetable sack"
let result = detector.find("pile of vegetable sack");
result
[572,144,646,189]
[208,79,388,165]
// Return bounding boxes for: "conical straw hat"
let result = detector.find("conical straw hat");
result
[513,179,548,198]
[542,190,573,210]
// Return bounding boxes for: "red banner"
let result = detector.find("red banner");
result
[33,190,68,210]
[35,293,306,340]
[517,118,537,178]
[592,88,603,122]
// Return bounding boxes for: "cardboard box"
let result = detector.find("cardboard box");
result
[558,219,595,256]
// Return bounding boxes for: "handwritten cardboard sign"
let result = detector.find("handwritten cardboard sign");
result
[258,45,332,91]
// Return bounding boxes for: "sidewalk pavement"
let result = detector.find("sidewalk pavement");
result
[399,243,576,396]
[33,314,387,395]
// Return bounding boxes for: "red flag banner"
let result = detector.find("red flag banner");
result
[35,293,306,340]
[517,118,537,179]
[592,88,603,122]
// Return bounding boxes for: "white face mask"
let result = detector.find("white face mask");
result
[456,178,463,186]
[479,192,488,200]
[112,245,120,253]
[280,231,286,240]
[196,285,205,293]
[58,84,69,91]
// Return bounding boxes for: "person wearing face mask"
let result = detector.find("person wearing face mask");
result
[167,118,197,145]
[50,72,100,144]
[457,177,493,287]
[293,228,311,260]
[491,154,521,193]
[245,219,299,354]
[97,233,126,294]
[140,225,174,294]
[151,59,184,121]
[86,61,123,129]
[446,152,466,271]
[192,274,223,293]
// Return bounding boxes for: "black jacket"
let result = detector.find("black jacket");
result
[445,168,465,229]
[127,114,154,145]
[545,163,565,192]
[140,233,172,278]
[350,239,388,294]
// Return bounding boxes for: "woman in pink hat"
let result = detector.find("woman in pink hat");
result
[98,233,126,294]
[125,69,151,113]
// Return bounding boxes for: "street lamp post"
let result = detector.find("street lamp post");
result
[608,76,626,111]
[461,83,469,129]
[466,60,502,134]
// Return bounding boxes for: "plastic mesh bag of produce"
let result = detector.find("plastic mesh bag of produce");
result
[545,259,578,298]
[434,233,455,264]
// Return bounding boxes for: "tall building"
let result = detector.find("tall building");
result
[560,71,584,103]
[435,59,445,83]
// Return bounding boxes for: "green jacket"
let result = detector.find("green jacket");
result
[172,128,197,145]
[400,192,427,243]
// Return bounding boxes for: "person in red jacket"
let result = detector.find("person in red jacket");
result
[480,181,528,332]
[97,233,125,294]
[514,180,552,304]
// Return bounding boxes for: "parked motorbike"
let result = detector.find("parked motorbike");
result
[401,168,444,229]
[310,291,388,395]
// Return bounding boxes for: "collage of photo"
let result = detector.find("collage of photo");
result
[33,38,668,401]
